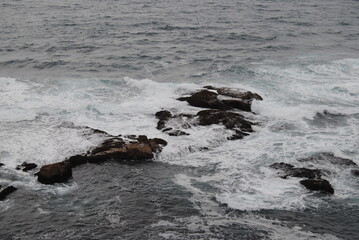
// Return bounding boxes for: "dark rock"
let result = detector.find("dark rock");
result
[300,179,334,194]
[227,130,249,140]
[0,163,4,167]
[270,162,322,179]
[0,186,17,201]
[66,155,89,168]
[177,97,189,101]
[203,86,263,101]
[298,152,357,166]
[16,162,37,172]
[162,127,173,132]
[186,90,229,110]
[197,110,254,133]
[350,169,359,177]
[168,130,190,136]
[36,162,72,184]
[157,120,167,130]
[221,99,251,112]
[155,110,172,121]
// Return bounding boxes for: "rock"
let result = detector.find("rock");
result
[74,136,168,164]
[350,169,359,177]
[300,179,334,194]
[66,155,89,168]
[36,162,72,184]
[16,162,37,172]
[186,90,229,110]
[168,130,190,136]
[298,152,357,166]
[0,186,17,201]
[197,110,254,133]
[0,163,4,167]
[270,162,322,179]
[182,89,254,112]
[203,86,263,101]
[155,110,172,121]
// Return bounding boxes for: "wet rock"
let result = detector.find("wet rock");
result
[168,130,190,136]
[203,86,263,101]
[298,152,357,166]
[350,169,359,177]
[270,162,322,179]
[0,186,17,201]
[16,162,38,172]
[67,136,167,166]
[36,162,72,184]
[0,163,4,167]
[300,179,334,194]
[66,155,89,168]
[155,110,172,121]
[185,90,231,110]
[197,110,254,133]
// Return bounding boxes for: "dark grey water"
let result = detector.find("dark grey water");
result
[1,0,359,239]
[1,0,358,81]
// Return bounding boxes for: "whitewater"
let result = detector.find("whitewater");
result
[1,0,358,239]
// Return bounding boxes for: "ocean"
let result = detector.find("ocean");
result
[0,0,358,239]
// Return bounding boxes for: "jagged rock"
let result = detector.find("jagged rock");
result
[36,162,72,184]
[0,186,17,201]
[298,152,357,166]
[203,86,263,101]
[155,109,255,139]
[300,179,334,194]
[66,136,167,167]
[270,162,322,179]
[16,162,38,172]
[197,110,254,133]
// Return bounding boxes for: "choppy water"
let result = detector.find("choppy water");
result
[1,0,359,239]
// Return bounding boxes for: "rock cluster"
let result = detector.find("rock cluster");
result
[156,86,262,139]
[270,152,358,194]
[36,135,167,184]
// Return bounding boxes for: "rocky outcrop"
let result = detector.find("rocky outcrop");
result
[298,152,357,166]
[177,86,262,112]
[269,162,322,179]
[270,162,334,195]
[155,109,255,140]
[35,135,167,184]
[36,162,72,184]
[66,135,167,168]
[300,179,334,194]
[203,86,263,101]
[0,186,17,201]
[16,162,38,172]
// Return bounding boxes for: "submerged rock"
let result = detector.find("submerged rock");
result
[16,162,38,172]
[0,186,17,201]
[300,179,334,194]
[270,162,322,179]
[298,152,357,166]
[36,162,72,184]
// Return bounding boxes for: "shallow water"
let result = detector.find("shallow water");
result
[1,0,359,239]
